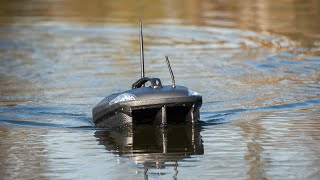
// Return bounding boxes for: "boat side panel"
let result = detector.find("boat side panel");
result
[96,113,132,128]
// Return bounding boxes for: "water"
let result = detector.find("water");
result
[0,0,319,179]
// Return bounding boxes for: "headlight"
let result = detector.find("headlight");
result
[188,89,201,96]
[109,93,137,105]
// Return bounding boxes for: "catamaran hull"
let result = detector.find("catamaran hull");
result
[93,96,202,128]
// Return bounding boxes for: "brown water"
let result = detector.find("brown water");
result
[0,0,320,179]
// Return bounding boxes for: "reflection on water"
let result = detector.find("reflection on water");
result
[95,125,203,170]
[0,0,320,179]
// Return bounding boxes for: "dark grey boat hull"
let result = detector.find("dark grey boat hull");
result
[92,85,202,128]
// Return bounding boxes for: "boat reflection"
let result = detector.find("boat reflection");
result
[94,125,204,169]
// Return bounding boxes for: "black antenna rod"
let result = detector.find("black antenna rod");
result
[165,56,176,88]
[139,20,145,78]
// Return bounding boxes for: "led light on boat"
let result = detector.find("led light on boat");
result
[109,93,137,105]
[188,90,201,96]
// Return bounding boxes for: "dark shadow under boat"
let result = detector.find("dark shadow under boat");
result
[94,124,204,169]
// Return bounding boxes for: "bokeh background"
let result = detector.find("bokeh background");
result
[0,0,319,179]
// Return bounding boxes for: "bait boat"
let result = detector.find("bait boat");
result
[92,21,202,128]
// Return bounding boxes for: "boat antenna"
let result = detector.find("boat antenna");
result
[139,19,145,78]
[165,56,176,88]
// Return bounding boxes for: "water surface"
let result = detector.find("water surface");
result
[0,0,319,179]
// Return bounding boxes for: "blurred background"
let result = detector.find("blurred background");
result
[0,0,319,179]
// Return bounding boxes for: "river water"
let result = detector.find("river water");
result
[0,0,319,179]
